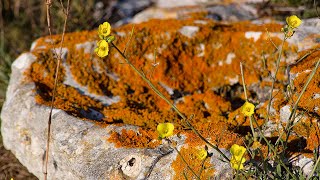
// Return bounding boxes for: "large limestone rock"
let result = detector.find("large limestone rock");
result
[1,53,180,179]
[1,17,319,179]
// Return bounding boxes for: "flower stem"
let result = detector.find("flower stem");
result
[240,62,256,140]
[266,36,286,122]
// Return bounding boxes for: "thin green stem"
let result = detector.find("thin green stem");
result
[251,116,276,153]
[266,36,286,122]
[198,157,207,177]
[276,59,320,147]
[183,171,189,180]
[240,62,248,100]
[240,62,256,140]
[307,154,320,180]
[279,160,298,180]
[111,42,230,162]
[171,144,200,179]
[249,116,256,141]
[111,42,186,119]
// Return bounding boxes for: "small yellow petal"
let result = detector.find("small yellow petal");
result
[230,144,246,158]
[251,141,262,150]
[230,156,245,170]
[197,149,208,160]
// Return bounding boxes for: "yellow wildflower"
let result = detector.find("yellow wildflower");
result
[157,123,174,139]
[230,144,246,170]
[98,22,111,39]
[241,101,255,117]
[286,15,302,29]
[197,148,208,160]
[95,40,109,58]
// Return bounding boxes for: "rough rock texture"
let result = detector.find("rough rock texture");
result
[1,53,179,179]
[132,2,258,24]
[1,17,320,179]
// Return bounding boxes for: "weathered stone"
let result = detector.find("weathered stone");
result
[132,3,258,24]
[1,17,320,179]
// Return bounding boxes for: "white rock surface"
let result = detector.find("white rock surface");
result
[179,26,199,38]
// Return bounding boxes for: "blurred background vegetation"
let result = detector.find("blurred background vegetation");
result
[0,0,318,178]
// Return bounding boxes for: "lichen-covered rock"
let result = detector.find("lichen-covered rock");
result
[1,17,320,179]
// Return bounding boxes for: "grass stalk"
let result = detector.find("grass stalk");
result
[266,36,286,122]
[307,154,320,180]
[276,58,320,147]
[44,1,71,179]
[173,146,200,180]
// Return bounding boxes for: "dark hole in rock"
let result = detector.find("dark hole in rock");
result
[232,126,251,136]
[203,111,211,118]
[128,157,136,167]
[171,89,183,100]
[53,160,58,170]
[287,137,307,153]
[80,108,104,121]
[214,84,246,110]
[42,151,46,162]
[206,13,222,21]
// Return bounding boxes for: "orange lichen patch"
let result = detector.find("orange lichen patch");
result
[108,128,160,148]
[25,19,296,152]
[306,122,320,152]
[171,147,215,179]
[290,49,320,116]
[184,124,242,149]
[292,118,320,152]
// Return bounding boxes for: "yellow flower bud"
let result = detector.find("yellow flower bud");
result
[197,148,208,160]
[286,15,302,29]
[251,141,262,150]
[106,35,115,43]
[157,123,174,139]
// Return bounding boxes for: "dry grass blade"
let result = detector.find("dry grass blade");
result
[44,0,71,179]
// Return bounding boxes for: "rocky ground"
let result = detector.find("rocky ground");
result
[1,0,319,179]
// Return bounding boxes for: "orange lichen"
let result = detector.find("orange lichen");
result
[108,128,160,148]
[292,118,320,152]
[24,18,320,169]
[290,48,320,117]
[171,147,215,179]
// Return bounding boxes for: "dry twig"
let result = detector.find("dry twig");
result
[44,1,71,179]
